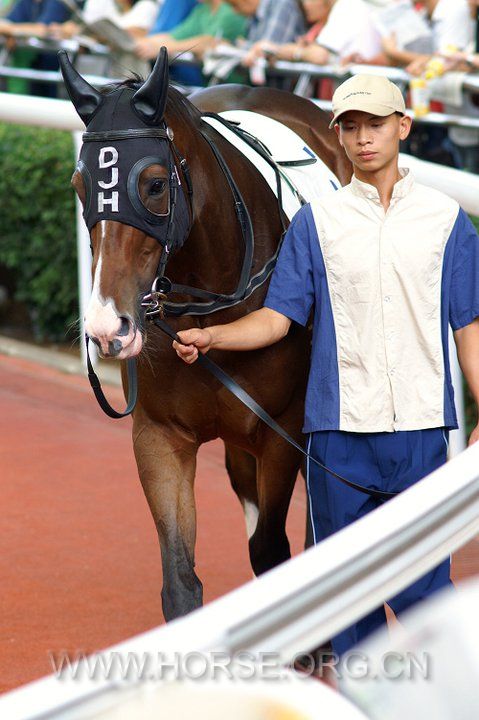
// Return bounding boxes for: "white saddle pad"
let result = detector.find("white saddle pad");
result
[202,110,341,220]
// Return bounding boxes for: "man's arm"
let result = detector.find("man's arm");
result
[173,307,291,364]
[453,317,479,445]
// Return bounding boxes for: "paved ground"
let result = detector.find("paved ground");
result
[0,349,477,694]
[0,351,307,694]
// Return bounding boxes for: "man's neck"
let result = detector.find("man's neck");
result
[354,161,402,211]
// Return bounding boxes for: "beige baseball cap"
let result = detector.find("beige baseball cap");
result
[329,74,406,129]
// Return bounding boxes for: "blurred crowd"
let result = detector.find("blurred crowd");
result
[1,0,479,169]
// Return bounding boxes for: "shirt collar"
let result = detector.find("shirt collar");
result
[350,168,414,202]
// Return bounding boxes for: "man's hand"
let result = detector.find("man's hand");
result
[172,308,291,364]
[381,33,398,59]
[242,41,271,67]
[173,328,213,364]
[135,34,168,60]
[405,55,431,76]
[49,21,79,40]
[0,20,13,35]
[454,317,479,447]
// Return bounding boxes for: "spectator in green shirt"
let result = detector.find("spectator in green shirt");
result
[0,0,14,17]
[135,0,246,61]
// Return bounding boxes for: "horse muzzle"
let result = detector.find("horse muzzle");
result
[85,311,143,360]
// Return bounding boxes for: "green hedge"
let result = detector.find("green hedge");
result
[0,122,77,341]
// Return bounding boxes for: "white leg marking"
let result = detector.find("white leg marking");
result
[243,499,259,540]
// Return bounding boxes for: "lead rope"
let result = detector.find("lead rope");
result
[153,318,397,503]
[84,321,397,501]
[85,336,138,419]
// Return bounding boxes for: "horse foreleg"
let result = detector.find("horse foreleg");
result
[132,420,202,622]
[250,429,302,576]
[224,443,259,540]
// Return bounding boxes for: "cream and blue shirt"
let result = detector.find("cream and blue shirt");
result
[264,169,479,433]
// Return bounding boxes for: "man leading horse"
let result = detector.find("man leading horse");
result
[175,74,479,655]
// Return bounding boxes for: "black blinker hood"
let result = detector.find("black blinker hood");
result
[59,48,191,250]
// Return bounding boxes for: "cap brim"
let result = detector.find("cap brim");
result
[328,102,402,129]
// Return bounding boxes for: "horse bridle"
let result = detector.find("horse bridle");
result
[82,123,194,316]
[84,116,398,503]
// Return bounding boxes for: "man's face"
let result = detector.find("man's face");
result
[301,0,331,24]
[335,111,412,174]
[225,0,259,15]
[468,0,479,18]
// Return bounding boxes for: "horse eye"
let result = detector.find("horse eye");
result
[149,179,166,196]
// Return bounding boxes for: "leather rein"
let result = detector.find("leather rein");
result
[84,115,397,503]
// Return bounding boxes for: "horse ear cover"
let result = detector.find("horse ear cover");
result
[132,47,169,126]
[57,50,102,126]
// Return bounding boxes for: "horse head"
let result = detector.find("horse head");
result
[59,49,192,359]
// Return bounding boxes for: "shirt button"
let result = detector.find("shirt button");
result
[389,369,395,376]
[384,295,392,303]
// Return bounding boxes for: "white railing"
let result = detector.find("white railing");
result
[0,440,478,719]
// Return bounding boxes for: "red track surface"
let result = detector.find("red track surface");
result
[1,353,477,694]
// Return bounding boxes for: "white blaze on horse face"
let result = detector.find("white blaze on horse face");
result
[98,146,119,213]
[243,499,259,540]
[84,221,122,353]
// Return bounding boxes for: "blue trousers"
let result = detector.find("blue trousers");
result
[306,428,453,656]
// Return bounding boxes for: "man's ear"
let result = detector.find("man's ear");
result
[334,122,343,146]
[399,114,412,142]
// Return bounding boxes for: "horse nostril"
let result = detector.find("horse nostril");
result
[108,339,123,356]
[118,317,130,337]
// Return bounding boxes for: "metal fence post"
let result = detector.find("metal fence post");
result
[72,130,95,369]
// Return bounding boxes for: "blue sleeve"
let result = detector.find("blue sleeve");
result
[263,204,315,326]
[449,208,479,331]
[7,0,32,22]
[37,0,71,23]
[150,0,198,34]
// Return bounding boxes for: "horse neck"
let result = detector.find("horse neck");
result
[163,95,275,300]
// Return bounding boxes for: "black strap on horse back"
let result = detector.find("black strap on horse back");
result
[153,318,397,503]
[85,336,138,419]
[161,114,291,317]
[201,112,289,234]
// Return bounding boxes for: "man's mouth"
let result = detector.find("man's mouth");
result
[358,152,377,160]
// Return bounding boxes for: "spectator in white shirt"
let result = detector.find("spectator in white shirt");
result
[255,0,382,66]
[51,0,160,40]
[382,0,473,71]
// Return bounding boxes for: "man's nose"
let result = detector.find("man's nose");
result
[357,127,371,145]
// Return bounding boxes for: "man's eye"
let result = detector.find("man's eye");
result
[149,179,166,195]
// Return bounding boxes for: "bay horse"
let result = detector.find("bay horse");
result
[59,49,351,622]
